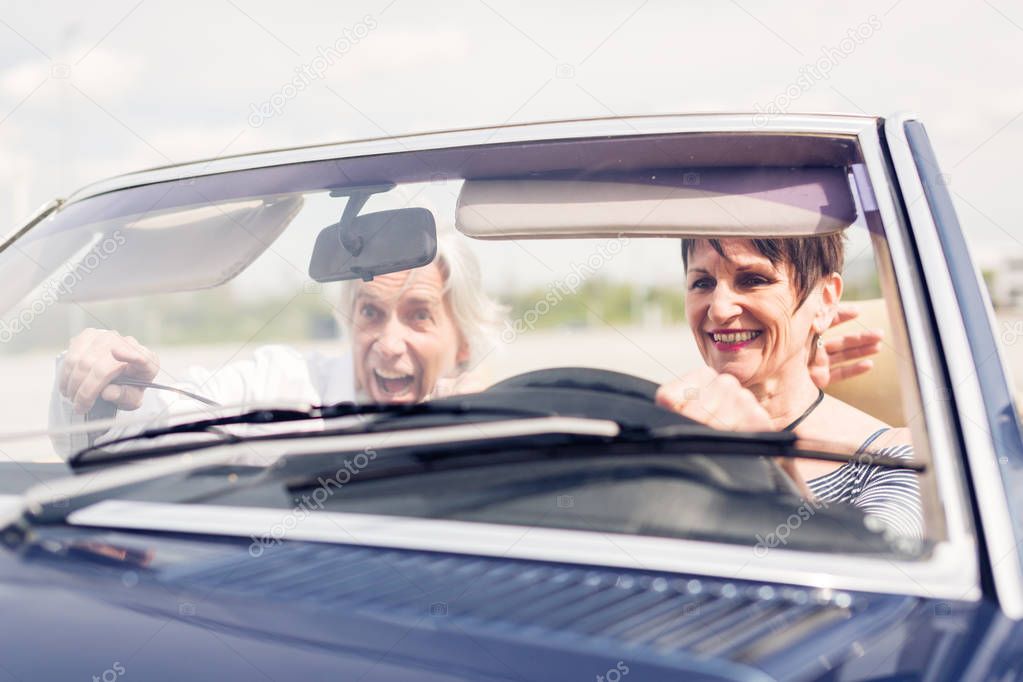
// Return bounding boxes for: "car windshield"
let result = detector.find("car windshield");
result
[0,126,938,556]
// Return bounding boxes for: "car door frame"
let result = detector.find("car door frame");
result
[884,112,1023,618]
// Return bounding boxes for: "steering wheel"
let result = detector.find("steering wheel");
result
[487,367,660,402]
[483,366,801,496]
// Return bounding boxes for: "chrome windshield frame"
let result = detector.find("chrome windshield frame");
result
[883,112,1022,617]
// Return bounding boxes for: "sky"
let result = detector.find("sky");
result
[1,0,1022,265]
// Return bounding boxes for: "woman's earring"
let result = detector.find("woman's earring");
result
[816,336,824,349]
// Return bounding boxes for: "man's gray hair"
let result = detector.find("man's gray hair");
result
[337,232,506,369]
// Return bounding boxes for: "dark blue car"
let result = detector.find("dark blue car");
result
[0,113,1019,680]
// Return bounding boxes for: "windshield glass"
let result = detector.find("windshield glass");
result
[0,129,936,555]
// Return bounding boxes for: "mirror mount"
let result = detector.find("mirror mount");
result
[329,183,396,262]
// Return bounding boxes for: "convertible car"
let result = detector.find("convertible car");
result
[0,113,1019,680]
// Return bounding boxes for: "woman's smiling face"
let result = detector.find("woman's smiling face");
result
[685,239,837,388]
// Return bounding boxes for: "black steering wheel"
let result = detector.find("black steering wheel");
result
[482,366,801,496]
[475,366,678,432]
[487,367,660,402]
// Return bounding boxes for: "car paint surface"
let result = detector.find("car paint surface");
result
[0,526,1018,682]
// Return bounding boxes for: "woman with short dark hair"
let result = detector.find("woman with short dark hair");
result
[657,236,921,539]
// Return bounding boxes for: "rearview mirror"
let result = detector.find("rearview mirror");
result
[309,207,437,282]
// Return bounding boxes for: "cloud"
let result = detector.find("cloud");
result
[327,27,471,78]
[0,61,49,99]
[0,131,41,228]
[0,0,1020,256]
[68,47,145,99]
[0,46,144,102]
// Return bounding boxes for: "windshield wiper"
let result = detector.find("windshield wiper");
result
[282,425,924,492]
[68,401,555,468]
[110,378,223,408]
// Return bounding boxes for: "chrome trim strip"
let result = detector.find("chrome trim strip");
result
[818,122,983,605]
[0,198,63,254]
[67,499,979,602]
[883,113,1023,617]
[63,114,876,204]
[858,123,976,544]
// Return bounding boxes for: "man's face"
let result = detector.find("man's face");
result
[351,263,467,403]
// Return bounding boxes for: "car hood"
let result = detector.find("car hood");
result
[0,525,1011,681]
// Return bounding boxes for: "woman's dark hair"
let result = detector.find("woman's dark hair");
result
[680,234,845,306]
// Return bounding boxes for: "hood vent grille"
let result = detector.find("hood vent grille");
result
[163,541,882,666]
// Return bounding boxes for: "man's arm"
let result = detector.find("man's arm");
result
[48,332,321,459]
[48,350,171,458]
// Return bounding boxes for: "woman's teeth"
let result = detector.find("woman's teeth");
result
[711,330,762,343]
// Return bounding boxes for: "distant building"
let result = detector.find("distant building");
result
[982,250,1023,310]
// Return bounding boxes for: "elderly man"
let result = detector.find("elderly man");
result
[49,234,504,455]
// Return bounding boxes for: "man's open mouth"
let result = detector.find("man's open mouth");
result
[373,369,416,396]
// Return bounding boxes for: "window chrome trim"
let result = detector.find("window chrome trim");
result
[857,123,977,546]
[0,198,63,253]
[883,113,1023,618]
[67,499,978,602]
[63,114,877,204]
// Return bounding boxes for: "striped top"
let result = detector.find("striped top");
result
[806,428,922,539]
